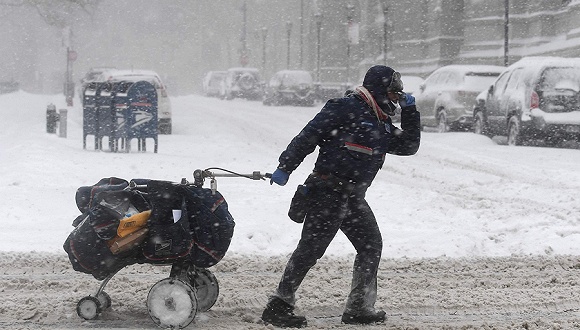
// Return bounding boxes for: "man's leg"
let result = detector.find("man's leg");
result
[274,188,347,304]
[340,197,385,324]
[262,188,347,327]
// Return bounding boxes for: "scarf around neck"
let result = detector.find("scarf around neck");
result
[354,86,388,121]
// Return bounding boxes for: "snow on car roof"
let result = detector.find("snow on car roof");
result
[207,71,227,75]
[434,64,506,75]
[276,70,311,75]
[228,67,260,72]
[509,56,580,70]
[96,69,164,86]
[102,69,161,79]
[275,70,312,80]
[502,56,580,84]
[273,70,313,85]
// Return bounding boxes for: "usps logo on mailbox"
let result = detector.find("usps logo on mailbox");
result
[133,110,154,128]
[126,81,158,138]
[131,90,154,129]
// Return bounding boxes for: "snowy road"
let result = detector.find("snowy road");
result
[1,252,579,329]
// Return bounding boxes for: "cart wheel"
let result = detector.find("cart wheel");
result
[191,268,219,312]
[97,291,112,310]
[147,278,197,329]
[77,296,101,320]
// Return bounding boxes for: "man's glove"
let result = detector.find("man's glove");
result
[399,93,415,108]
[270,168,290,186]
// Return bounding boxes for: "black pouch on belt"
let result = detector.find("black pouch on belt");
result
[288,184,311,223]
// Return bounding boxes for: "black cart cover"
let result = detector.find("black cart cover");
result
[64,177,235,279]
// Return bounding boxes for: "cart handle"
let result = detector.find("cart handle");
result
[193,168,272,189]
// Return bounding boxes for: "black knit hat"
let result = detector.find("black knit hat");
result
[362,65,403,114]
[363,65,394,93]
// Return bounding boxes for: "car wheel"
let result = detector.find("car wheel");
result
[507,116,521,146]
[238,74,256,92]
[437,111,448,133]
[473,111,488,136]
[158,121,172,135]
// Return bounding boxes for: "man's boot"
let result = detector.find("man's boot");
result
[341,309,386,324]
[261,297,307,328]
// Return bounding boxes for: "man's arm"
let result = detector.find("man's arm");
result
[278,99,347,173]
[387,103,421,156]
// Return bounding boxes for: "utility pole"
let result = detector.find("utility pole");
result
[504,0,509,66]
[346,4,355,86]
[299,0,304,68]
[315,13,323,82]
[382,1,388,65]
[63,26,76,107]
[240,1,249,67]
[262,27,268,74]
[286,21,293,69]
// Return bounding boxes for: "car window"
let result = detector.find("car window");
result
[447,72,461,85]
[106,73,162,89]
[436,72,450,85]
[492,71,511,95]
[463,72,501,91]
[210,74,224,85]
[233,70,259,82]
[270,75,282,87]
[424,72,449,91]
[85,72,101,81]
[539,67,580,90]
[283,72,312,86]
[424,72,440,90]
[505,68,523,91]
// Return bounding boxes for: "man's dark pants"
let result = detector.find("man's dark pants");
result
[272,182,383,314]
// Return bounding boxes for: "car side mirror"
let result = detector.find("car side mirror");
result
[488,85,494,94]
[419,83,425,93]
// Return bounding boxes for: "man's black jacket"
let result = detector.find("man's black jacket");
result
[278,93,421,192]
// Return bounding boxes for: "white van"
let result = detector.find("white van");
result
[98,69,172,134]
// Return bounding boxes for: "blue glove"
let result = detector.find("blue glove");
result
[270,169,290,186]
[399,93,415,108]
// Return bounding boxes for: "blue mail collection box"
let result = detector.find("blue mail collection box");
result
[82,80,158,153]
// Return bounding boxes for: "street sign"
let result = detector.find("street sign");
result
[68,50,77,61]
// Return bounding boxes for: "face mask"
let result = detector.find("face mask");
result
[383,99,398,116]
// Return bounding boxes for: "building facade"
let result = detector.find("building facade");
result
[311,0,580,84]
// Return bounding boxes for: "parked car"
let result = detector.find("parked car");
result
[401,75,424,95]
[80,67,116,93]
[473,56,580,146]
[390,75,425,123]
[263,70,315,106]
[416,64,505,132]
[223,67,264,100]
[98,69,173,134]
[314,82,347,102]
[202,71,227,98]
[0,79,19,94]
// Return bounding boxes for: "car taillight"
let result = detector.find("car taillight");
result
[530,90,539,109]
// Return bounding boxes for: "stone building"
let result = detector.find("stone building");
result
[311,0,580,84]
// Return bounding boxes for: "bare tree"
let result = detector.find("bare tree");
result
[0,0,101,28]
